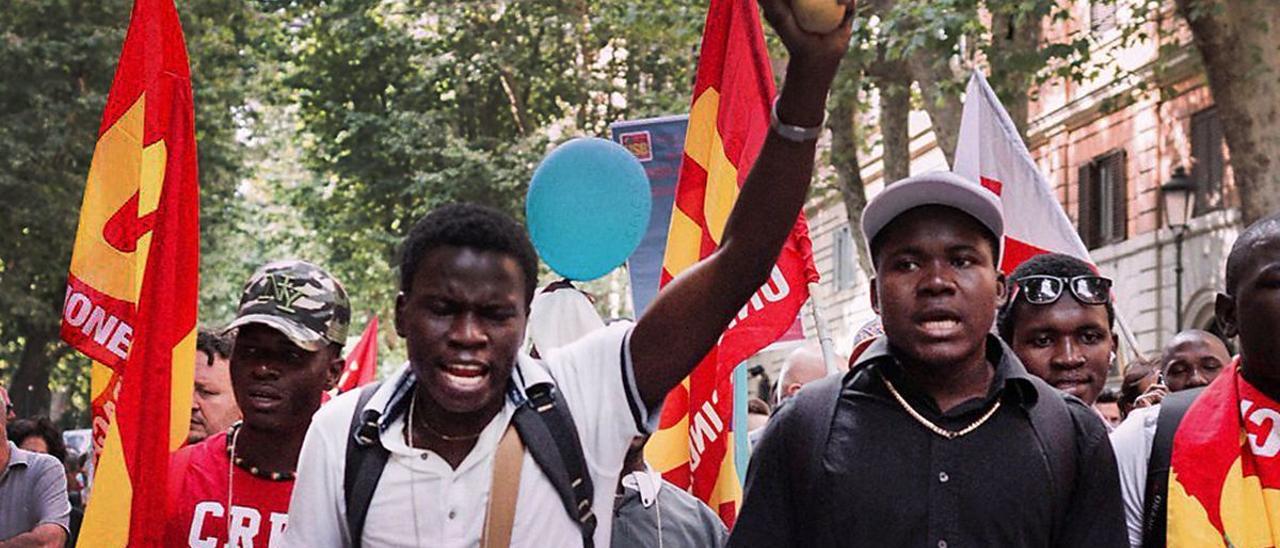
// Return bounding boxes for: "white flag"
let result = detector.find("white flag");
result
[953,70,1091,273]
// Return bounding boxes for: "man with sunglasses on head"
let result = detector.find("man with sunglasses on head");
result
[730,172,1126,547]
[998,253,1118,414]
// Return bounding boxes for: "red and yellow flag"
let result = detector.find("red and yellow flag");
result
[61,0,199,545]
[645,0,819,526]
[1167,359,1280,547]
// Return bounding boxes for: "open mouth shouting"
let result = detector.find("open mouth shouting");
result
[440,361,492,392]
[913,309,965,339]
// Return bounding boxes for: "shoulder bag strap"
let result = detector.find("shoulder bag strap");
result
[1026,379,1078,544]
[511,383,597,548]
[343,382,388,548]
[1141,386,1204,548]
[481,424,525,548]
[788,372,846,540]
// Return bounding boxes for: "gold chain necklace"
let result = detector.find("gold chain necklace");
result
[881,375,1002,440]
[408,392,484,444]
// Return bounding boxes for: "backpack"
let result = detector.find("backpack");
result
[786,367,1078,544]
[342,380,597,548]
[1139,386,1205,548]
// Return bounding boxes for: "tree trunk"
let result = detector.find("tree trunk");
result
[908,53,964,167]
[1176,0,1280,225]
[827,67,874,274]
[987,11,1040,140]
[9,325,56,417]
[870,51,912,182]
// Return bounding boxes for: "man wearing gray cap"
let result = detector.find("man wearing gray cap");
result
[165,260,348,547]
[731,172,1125,547]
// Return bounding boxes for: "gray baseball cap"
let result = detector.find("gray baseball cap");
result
[224,260,351,352]
[861,171,1005,269]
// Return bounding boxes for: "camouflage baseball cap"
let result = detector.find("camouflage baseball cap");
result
[224,260,351,352]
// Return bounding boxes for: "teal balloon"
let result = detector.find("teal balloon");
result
[527,138,652,281]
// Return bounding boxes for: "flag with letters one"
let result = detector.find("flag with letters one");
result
[61,0,200,544]
[644,0,819,526]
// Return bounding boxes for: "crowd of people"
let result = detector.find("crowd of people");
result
[2,0,1277,546]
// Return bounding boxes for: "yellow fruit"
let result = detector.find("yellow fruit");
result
[792,0,847,33]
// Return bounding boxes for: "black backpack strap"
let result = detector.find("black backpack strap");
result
[1026,378,1078,545]
[343,382,388,548]
[1141,386,1204,548]
[511,382,597,548]
[787,372,847,541]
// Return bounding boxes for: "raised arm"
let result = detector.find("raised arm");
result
[631,0,852,409]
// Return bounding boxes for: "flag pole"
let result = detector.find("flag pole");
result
[1114,311,1143,362]
[807,282,840,374]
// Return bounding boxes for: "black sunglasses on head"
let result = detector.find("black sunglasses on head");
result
[1012,274,1113,306]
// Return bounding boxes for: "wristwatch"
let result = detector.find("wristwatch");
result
[770,97,823,142]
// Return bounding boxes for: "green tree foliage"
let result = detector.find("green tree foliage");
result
[0,0,269,420]
[0,0,131,419]
[821,0,1106,272]
[272,0,704,333]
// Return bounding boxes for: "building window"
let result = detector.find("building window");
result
[1078,150,1128,249]
[833,225,856,290]
[1090,0,1118,34]
[1191,106,1226,216]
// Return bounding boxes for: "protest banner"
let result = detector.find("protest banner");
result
[610,115,688,316]
[61,0,200,544]
[644,0,819,525]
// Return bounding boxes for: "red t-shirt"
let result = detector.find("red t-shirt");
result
[165,431,295,548]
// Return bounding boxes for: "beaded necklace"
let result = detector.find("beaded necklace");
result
[224,421,297,481]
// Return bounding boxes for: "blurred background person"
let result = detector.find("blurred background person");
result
[526,280,605,358]
[6,417,67,465]
[1118,359,1158,419]
[187,328,240,444]
[1127,329,1234,413]
[0,384,70,547]
[746,397,771,450]
[1094,388,1122,429]
[775,344,827,406]
[612,434,727,548]
[1157,329,1231,392]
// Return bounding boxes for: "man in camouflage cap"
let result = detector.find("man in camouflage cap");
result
[225,259,352,350]
[165,260,349,547]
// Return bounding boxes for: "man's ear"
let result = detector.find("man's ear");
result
[1215,292,1239,339]
[394,291,407,338]
[869,277,881,315]
[994,271,1008,308]
[324,352,344,391]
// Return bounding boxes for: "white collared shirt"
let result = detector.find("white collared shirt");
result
[284,322,654,547]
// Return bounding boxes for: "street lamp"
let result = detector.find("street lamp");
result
[1161,167,1196,330]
